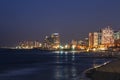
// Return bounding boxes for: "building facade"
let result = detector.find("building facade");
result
[43,33,60,50]
[114,31,120,47]
[89,32,99,49]
[101,26,114,47]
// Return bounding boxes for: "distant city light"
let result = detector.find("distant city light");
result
[14,27,120,52]
[72,45,76,50]
[60,46,64,49]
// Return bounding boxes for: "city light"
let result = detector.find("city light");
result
[65,44,68,49]
[72,45,76,50]
[60,45,64,50]
[14,27,120,52]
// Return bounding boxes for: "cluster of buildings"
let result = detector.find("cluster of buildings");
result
[89,26,120,51]
[16,41,42,49]
[16,26,120,51]
[16,33,60,50]
[42,33,60,50]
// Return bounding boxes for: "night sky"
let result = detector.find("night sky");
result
[0,0,120,46]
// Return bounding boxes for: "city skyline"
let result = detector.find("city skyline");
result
[0,25,120,47]
[1,0,120,46]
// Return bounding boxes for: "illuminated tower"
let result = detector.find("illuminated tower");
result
[51,33,60,49]
[101,26,114,47]
[89,33,94,48]
[114,31,120,40]
[93,32,99,47]
[89,32,99,48]
[43,33,60,50]
[114,30,120,47]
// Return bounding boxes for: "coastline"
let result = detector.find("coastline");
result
[85,59,120,80]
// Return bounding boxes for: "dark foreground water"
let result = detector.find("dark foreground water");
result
[0,49,113,80]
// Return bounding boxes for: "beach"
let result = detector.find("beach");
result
[86,59,120,80]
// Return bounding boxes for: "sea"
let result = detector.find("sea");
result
[0,49,113,80]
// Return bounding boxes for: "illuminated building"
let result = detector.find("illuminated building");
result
[89,33,94,48]
[34,41,41,48]
[114,31,120,40]
[93,32,99,47]
[89,27,115,50]
[43,36,53,49]
[71,40,77,46]
[89,32,99,48]
[17,41,42,49]
[51,33,60,49]
[78,40,83,45]
[84,38,89,47]
[43,33,60,50]
[71,40,77,50]
[64,44,70,49]
[114,31,120,47]
[101,26,114,47]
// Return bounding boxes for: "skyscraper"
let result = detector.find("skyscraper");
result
[101,26,114,47]
[51,33,60,49]
[43,33,60,50]
[114,31,120,40]
[93,32,99,47]
[89,32,99,48]
[89,33,94,48]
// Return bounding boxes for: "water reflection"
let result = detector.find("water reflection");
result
[53,66,78,80]
[0,50,113,80]
[72,55,75,61]
[65,51,68,54]
[54,51,80,80]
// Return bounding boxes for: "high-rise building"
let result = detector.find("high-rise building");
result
[89,32,99,48]
[89,33,94,48]
[43,33,60,50]
[114,31,120,47]
[51,33,60,49]
[101,26,114,47]
[114,31,120,40]
[93,32,99,47]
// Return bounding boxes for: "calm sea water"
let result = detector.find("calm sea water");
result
[0,49,112,80]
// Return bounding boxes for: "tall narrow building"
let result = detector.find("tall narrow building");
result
[89,33,94,48]
[51,33,60,49]
[101,26,114,47]
[89,32,99,48]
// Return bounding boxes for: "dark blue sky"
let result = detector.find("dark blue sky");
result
[0,0,120,46]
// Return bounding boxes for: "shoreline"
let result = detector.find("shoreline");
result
[85,59,120,80]
[79,60,112,80]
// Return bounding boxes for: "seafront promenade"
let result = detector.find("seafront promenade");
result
[86,59,120,80]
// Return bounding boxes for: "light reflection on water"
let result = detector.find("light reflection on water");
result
[54,66,78,80]
[0,50,112,80]
[72,53,75,61]
[53,51,90,80]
